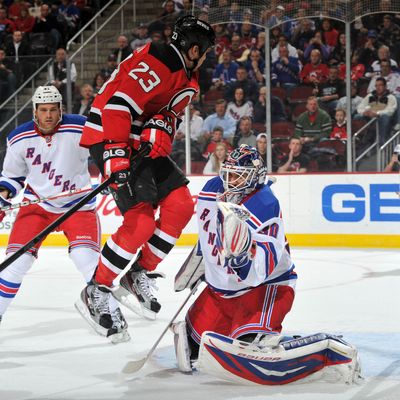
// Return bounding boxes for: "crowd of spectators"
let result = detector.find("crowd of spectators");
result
[0,0,105,102]
[2,0,400,174]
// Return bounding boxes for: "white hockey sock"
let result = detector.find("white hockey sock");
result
[69,247,99,283]
[0,253,35,315]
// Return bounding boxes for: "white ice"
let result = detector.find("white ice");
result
[1,247,399,400]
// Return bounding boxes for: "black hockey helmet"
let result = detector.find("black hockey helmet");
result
[172,15,215,58]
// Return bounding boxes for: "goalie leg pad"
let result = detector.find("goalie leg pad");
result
[171,321,192,373]
[197,331,360,385]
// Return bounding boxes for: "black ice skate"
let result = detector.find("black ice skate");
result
[112,260,164,320]
[75,281,130,343]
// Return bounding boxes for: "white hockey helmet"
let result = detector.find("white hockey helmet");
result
[32,85,63,125]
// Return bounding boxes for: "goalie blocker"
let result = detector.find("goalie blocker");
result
[196,331,361,385]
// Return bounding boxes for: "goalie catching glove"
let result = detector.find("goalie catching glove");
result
[140,114,175,159]
[216,201,255,263]
[103,142,131,187]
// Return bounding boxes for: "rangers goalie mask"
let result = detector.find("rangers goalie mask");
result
[220,144,267,203]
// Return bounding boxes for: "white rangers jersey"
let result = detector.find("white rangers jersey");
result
[0,114,95,213]
[197,176,297,298]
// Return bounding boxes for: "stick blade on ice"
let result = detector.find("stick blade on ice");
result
[122,358,147,374]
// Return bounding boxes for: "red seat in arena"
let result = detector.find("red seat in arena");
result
[271,121,295,138]
[288,85,314,104]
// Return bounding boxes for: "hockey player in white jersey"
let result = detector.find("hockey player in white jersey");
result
[0,86,128,342]
[172,144,360,384]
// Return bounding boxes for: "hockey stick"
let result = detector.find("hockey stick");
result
[0,145,150,274]
[0,186,93,212]
[122,279,201,374]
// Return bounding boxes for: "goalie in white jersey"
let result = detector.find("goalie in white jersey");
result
[172,145,360,384]
[0,86,128,341]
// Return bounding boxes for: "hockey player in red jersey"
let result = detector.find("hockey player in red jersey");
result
[76,16,215,336]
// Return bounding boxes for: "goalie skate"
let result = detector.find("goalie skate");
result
[112,267,164,321]
[75,283,130,344]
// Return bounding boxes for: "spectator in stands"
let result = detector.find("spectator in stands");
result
[203,126,233,157]
[176,103,204,143]
[367,59,400,95]
[58,0,80,40]
[4,30,31,86]
[178,0,193,18]
[256,132,267,165]
[227,33,249,64]
[0,8,15,47]
[303,31,331,63]
[245,49,264,84]
[357,77,397,144]
[330,108,347,139]
[212,49,238,89]
[317,65,346,116]
[271,45,300,89]
[300,49,329,87]
[92,72,105,94]
[383,143,400,172]
[295,96,332,143]
[15,7,35,33]
[336,81,363,117]
[112,35,131,64]
[47,47,77,102]
[130,23,151,51]
[368,45,398,78]
[8,0,28,21]
[157,0,179,26]
[224,66,259,104]
[213,23,230,59]
[202,99,236,142]
[359,30,382,72]
[72,83,94,116]
[292,18,315,56]
[239,22,257,49]
[32,4,61,52]
[254,30,266,59]
[253,85,286,124]
[329,32,346,65]
[321,18,339,50]
[290,8,315,38]
[100,54,117,79]
[163,23,173,44]
[0,48,16,99]
[233,116,257,147]
[203,142,229,175]
[267,5,291,39]
[378,14,400,60]
[277,136,310,173]
[225,87,253,122]
[271,33,298,62]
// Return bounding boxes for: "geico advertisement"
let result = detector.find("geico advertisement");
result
[0,174,399,236]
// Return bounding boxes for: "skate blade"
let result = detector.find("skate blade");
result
[74,297,131,343]
[111,286,157,321]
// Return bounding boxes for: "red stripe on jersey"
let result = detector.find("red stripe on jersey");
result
[0,283,19,294]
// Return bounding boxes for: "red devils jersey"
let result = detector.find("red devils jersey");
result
[80,42,199,149]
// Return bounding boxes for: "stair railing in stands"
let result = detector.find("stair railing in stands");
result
[66,0,134,113]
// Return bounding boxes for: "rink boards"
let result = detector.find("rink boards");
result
[0,173,399,248]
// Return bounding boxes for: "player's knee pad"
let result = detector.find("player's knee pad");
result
[0,253,35,283]
[69,247,99,282]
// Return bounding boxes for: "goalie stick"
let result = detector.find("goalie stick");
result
[0,186,93,212]
[122,279,201,374]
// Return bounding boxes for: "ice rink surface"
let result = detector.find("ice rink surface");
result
[1,246,399,400]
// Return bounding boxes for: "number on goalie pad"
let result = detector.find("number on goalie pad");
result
[216,202,253,259]
[174,242,205,292]
[197,331,361,385]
